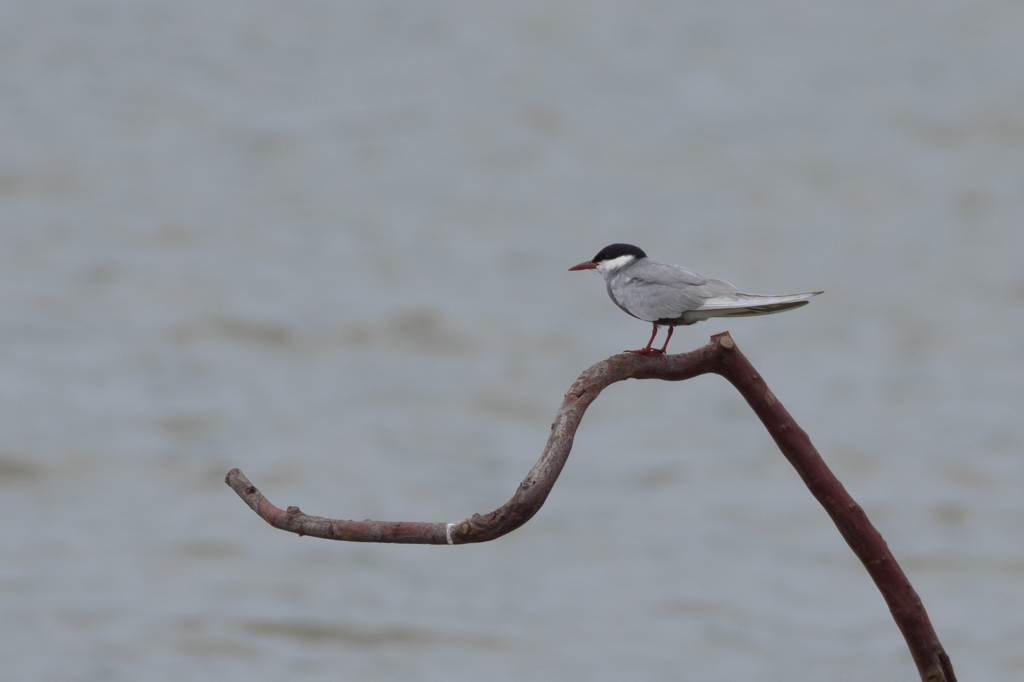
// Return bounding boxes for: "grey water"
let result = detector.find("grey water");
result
[2,2,1023,680]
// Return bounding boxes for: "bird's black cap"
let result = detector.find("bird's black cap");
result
[592,243,647,263]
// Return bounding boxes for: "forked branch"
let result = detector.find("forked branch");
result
[226,332,955,682]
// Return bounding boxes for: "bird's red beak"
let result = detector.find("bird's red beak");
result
[568,261,597,271]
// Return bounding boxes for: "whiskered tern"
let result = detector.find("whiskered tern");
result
[569,243,822,354]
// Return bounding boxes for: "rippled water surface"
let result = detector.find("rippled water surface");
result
[2,2,1023,680]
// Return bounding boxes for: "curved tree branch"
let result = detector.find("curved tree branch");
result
[226,332,955,682]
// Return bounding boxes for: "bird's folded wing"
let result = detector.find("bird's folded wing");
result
[613,269,739,321]
[695,291,821,310]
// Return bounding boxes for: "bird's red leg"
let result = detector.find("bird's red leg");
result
[626,323,662,354]
[657,326,674,353]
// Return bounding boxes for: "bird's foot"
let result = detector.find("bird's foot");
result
[625,348,664,355]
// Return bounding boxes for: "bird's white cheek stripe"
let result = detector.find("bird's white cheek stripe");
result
[595,254,635,274]
[446,522,455,545]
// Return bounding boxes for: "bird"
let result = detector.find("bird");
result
[569,243,822,354]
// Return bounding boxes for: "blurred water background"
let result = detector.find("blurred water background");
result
[2,1,1023,680]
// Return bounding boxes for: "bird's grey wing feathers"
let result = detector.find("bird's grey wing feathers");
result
[683,291,823,322]
[608,258,822,324]
[609,262,739,322]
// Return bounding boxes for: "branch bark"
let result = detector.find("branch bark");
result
[226,332,955,682]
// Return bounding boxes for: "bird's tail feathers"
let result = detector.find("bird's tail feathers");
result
[688,291,823,321]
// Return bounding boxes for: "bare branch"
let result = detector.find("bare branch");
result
[225,332,955,682]
[225,340,719,543]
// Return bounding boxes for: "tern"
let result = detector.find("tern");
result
[569,243,822,354]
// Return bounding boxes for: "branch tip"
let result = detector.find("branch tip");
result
[711,331,735,349]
